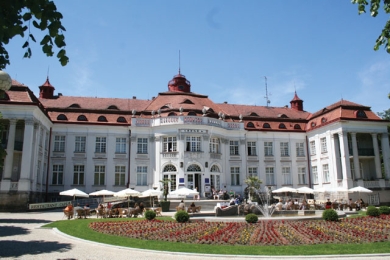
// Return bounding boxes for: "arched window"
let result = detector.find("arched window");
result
[356,110,367,118]
[321,117,327,123]
[210,165,220,172]
[69,103,80,108]
[57,114,68,120]
[249,112,259,116]
[263,123,271,128]
[279,123,286,129]
[117,116,127,123]
[98,116,107,122]
[278,114,288,118]
[247,122,255,128]
[294,124,301,129]
[163,164,177,172]
[160,105,170,109]
[77,115,88,121]
[168,112,177,116]
[187,164,201,172]
[181,99,194,104]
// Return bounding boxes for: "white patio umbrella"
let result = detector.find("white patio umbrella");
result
[89,189,115,202]
[272,187,297,193]
[170,187,199,197]
[348,186,372,200]
[141,189,162,207]
[114,188,142,209]
[60,188,89,202]
[296,187,314,200]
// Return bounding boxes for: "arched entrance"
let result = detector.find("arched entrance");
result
[186,164,202,195]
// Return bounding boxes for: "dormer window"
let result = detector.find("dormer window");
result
[181,99,194,104]
[356,110,367,118]
[247,122,255,128]
[107,105,118,110]
[98,116,107,122]
[294,124,301,129]
[321,117,327,123]
[279,123,286,129]
[263,123,271,129]
[77,115,88,121]
[187,111,197,116]
[57,114,68,120]
[249,112,259,117]
[311,122,316,127]
[117,117,127,123]
[278,114,288,118]
[69,103,80,108]
[168,112,177,116]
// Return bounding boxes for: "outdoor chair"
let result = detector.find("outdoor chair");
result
[63,209,74,220]
[96,208,106,218]
[154,207,162,216]
[129,207,142,218]
[76,209,87,219]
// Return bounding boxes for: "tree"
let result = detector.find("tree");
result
[352,0,390,54]
[244,176,262,202]
[159,178,171,201]
[0,0,68,69]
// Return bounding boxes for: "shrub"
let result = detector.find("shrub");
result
[144,210,156,220]
[366,205,380,217]
[245,213,258,223]
[322,209,338,221]
[175,210,190,223]
[379,206,390,215]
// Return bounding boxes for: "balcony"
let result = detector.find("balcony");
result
[161,152,178,158]
[348,148,374,156]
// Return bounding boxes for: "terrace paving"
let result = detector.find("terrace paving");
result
[0,209,389,260]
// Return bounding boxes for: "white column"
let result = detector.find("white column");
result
[372,133,382,179]
[3,119,17,180]
[351,133,361,179]
[381,133,390,179]
[18,119,35,191]
[338,132,352,186]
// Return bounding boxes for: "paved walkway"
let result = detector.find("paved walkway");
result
[0,210,389,260]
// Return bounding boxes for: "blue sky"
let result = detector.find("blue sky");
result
[4,1,390,115]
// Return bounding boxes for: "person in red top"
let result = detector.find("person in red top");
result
[325,199,332,209]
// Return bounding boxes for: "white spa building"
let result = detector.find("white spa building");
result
[0,70,389,211]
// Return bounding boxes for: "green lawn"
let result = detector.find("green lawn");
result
[44,216,390,256]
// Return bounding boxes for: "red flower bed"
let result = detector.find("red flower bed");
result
[89,215,390,246]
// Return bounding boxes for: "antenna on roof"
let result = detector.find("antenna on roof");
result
[264,76,271,107]
[47,66,50,78]
[178,50,181,74]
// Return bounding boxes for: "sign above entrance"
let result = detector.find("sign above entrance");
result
[179,129,208,134]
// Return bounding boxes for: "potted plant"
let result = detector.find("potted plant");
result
[159,179,171,212]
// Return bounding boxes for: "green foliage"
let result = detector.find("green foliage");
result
[174,210,189,223]
[159,178,171,201]
[0,0,69,69]
[245,213,258,223]
[366,205,380,217]
[352,0,390,54]
[322,209,339,221]
[379,206,390,215]
[244,176,262,201]
[144,210,156,220]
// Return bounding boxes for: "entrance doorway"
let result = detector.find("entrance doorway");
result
[187,173,202,195]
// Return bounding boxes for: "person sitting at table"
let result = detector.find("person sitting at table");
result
[325,199,332,209]
[275,199,283,211]
[355,199,361,211]
[139,202,145,212]
[359,199,365,209]
[300,200,308,210]
[178,200,186,210]
[64,203,74,219]
[188,202,196,213]
[229,198,236,206]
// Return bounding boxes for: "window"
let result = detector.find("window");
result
[296,142,305,157]
[247,141,257,156]
[187,164,201,172]
[282,167,291,185]
[54,135,65,152]
[114,137,126,154]
[186,136,201,152]
[77,115,88,121]
[52,164,63,185]
[115,166,126,186]
[320,137,327,153]
[95,137,106,153]
[163,174,176,191]
[163,137,177,152]
[264,141,273,156]
[263,123,271,128]
[312,166,318,184]
[117,117,127,123]
[279,123,286,129]
[98,116,107,122]
[94,165,105,185]
[73,165,84,185]
[136,166,147,186]
[322,164,330,183]
[230,167,240,185]
[210,165,220,172]
[210,174,220,190]
[209,137,220,153]
[247,122,255,128]
[248,167,258,177]
[265,167,275,185]
[75,136,86,153]
[137,138,148,154]
[57,114,67,120]
[310,141,316,156]
[230,140,239,155]
[298,167,306,185]
[280,142,289,156]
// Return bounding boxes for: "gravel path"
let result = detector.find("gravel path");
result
[0,210,389,260]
